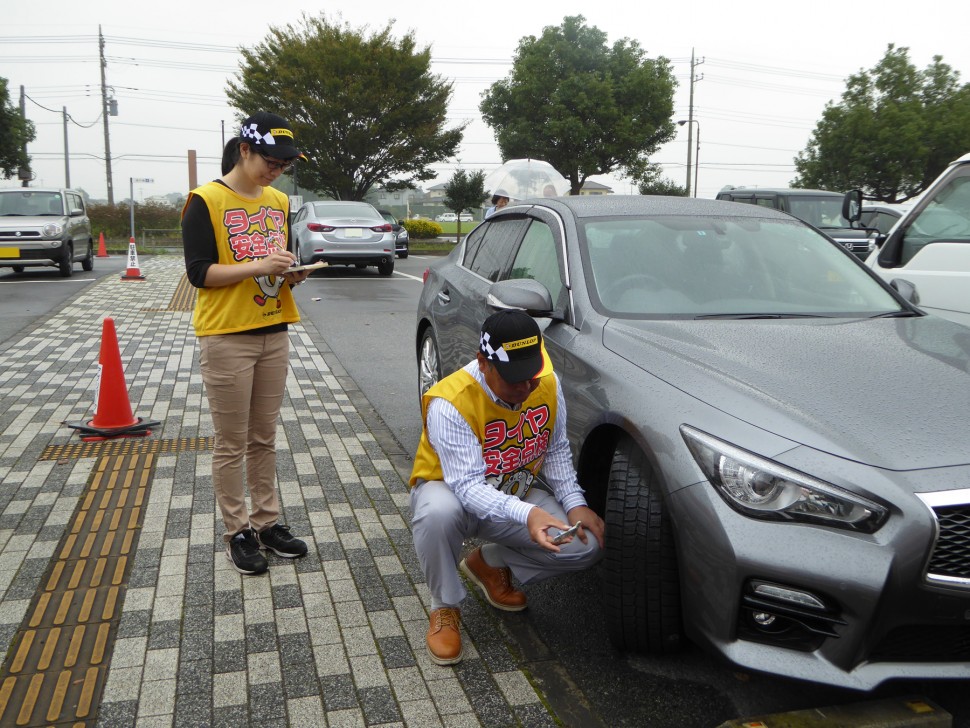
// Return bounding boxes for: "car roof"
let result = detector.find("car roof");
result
[0,188,72,194]
[718,188,844,197]
[506,194,795,221]
[313,200,373,206]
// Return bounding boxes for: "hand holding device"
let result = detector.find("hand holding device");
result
[550,521,581,545]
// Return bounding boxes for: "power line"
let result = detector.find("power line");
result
[23,93,103,127]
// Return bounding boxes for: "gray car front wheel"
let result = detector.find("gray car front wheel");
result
[58,244,73,277]
[602,436,682,655]
[418,328,441,400]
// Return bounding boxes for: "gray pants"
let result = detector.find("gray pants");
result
[409,480,603,607]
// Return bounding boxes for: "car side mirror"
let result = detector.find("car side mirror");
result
[889,278,920,305]
[70,208,84,217]
[842,190,863,223]
[486,279,554,317]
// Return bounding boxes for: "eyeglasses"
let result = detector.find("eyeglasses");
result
[257,153,294,173]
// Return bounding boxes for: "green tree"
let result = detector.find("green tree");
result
[227,14,464,201]
[793,45,970,202]
[0,77,35,180]
[480,15,677,195]
[442,169,487,238]
[637,165,687,196]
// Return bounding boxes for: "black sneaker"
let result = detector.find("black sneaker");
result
[256,524,308,558]
[226,529,268,575]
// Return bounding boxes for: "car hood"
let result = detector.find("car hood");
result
[0,214,65,228]
[603,316,970,470]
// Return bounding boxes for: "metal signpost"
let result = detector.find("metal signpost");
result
[129,177,154,239]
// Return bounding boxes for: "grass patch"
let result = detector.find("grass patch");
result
[411,241,457,254]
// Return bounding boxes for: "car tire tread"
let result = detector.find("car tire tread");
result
[603,436,682,655]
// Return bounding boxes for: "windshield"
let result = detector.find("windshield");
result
[582,215,902,318]
[899,171,970,264]
[0,191,64,216]
[312,202,376,218]
[787,196,850,229]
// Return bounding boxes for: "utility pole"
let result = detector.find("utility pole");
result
[99,26,114,204]
[19,85,29,187]
[684,48,705,197]
[63,107,71,188]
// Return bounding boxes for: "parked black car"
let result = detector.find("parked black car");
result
[378,209,409,259]
[716,187,874,260]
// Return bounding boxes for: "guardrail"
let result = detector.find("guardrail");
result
[139,228,182,253]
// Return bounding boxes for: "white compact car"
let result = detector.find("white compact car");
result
[865,153,970,326]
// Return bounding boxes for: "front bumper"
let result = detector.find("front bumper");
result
[0,238,66,267]
[670,460,970,689]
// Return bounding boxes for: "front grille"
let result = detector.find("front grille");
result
[926,504,970,583]
[0,230,41,239]
[870,625,970,662]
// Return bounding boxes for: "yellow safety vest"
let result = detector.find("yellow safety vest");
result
[409,369,558,500]
[183,181,300,336]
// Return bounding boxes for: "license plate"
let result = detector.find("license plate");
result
[343,228,362,238]
[0,248,18,258]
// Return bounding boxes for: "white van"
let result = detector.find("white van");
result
[864,153,970,326]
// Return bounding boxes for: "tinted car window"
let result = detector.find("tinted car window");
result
[507,219,564,306]
[466,217,528,282]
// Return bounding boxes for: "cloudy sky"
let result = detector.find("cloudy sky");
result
[4,1,969,202]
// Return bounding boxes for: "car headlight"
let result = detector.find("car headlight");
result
[681,425,888,533]
[43,223,64,237]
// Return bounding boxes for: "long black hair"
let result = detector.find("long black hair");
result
[221,138,243,175]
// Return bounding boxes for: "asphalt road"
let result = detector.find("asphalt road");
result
[293,255,970,728]
[0,254,129,352]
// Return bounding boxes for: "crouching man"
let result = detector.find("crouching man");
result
[409,310,605,665]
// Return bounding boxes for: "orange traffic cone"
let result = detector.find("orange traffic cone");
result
[96,231,109,258]
[64,317,161,441]
[121,238,146,280]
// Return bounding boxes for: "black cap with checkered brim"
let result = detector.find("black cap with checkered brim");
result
[479,310,554,383]
[239,111,307,160]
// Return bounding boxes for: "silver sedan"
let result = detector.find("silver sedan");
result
[291,200,396,276]
[415,194,970,690]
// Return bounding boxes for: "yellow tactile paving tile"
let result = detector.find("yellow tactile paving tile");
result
[41,435,213,461]
[0,450,159,727]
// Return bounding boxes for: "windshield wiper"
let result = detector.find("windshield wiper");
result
[693,313,831,320]
[869,310,920,318]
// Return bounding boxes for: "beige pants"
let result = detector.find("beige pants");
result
[199,331,289,542]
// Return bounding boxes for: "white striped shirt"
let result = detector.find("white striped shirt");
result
[425,361,588,525]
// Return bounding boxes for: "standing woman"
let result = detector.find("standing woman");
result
[182,111,311,576]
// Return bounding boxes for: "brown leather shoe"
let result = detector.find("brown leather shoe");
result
[459,547,527,612]
[426,607,463,665]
